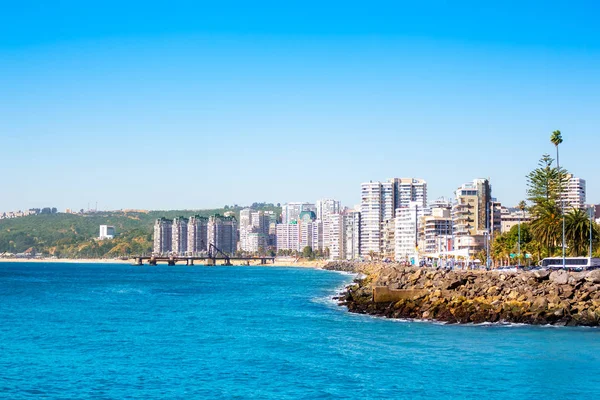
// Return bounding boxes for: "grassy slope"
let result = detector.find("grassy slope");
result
[0,205,281,257]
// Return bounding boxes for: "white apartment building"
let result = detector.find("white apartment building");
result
[276,223,300,252]
[422,207,453,254]
[172,217,188,256]
[344,211,361,260]
[316,199,341,250]
[281,202,316,224]
[246,233,269,253]
[360,181,394,257]
[390,178,427,208]
[394,202,429,263]
[500,207,532,234]
[328,211,361,261]
[98,225,116,240]
[153,218,173,255]
[207,215,237,255]
[188,215,208,254]
[561,174,586,210]
[239,209,272,252]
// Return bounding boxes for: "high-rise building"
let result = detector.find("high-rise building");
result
[561,174,586,210]
[421,206,453,255]
[360,181,394,257]
[276,222,300,252]
[153,218,173,255]
[238,208,253,251]
[452,178,492,258]
[344,211,361,260]
[394,202,429,263]
[187,215,208,254]
[316,199,341,251]
[390,178,427,209]
[500,207,532,234]
[281,202,316,224]
[207,214,238,255]
[172,217,189,256]
[328,211,362,260]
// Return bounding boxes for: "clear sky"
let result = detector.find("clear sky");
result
[2,1,599,211]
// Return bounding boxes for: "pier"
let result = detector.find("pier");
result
[132,244,275,266]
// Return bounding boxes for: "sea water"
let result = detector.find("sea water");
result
[1,262,599,399]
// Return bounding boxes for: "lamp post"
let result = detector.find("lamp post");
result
[590,206,594,258]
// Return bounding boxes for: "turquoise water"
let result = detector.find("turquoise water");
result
[1,263,599,399]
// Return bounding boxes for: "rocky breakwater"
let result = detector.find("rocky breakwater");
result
[337,264,600,326]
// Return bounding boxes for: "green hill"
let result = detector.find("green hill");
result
[0,204,281,258]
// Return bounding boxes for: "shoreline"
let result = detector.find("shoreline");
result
[0,257,326,269]
[325,261,600,327]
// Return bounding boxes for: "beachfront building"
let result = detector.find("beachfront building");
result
[394,202,429,263]
[390,178,428,209]
[281,202,316,224]
[238,209,272,252]
[360,181,394,258]
[207,214,238,255]
[238,208,253,251]
[316,199,341,250]
[327,210,361,261]
[153,218,173,255]
[276,222,300,253]
[344,211,361,260]
[500,207,532,234]
[246,232,269,253]
[452,178,492,259]
[561,174,586,210]
[187,215,208,254]
[172,217,189,256]
[422,207,453,255]
[98,225,116,240]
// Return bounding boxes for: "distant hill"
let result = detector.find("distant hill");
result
[0,204,281,258]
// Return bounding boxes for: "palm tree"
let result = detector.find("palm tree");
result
[565,208,598,256]
[550,130,565,265]
[517,200,527,261]
[530,201,561,257]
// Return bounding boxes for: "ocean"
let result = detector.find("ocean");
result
[1,262,599,399]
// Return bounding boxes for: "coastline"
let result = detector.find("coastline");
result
[325,261,600,327]
[0,257,326,269]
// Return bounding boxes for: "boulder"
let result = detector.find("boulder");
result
[533,270,550,281]
[585,270,600,284]
[550,270,569,285]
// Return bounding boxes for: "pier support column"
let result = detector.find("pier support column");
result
[149,258,157,266]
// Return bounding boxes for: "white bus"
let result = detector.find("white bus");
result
[540,257,600,270]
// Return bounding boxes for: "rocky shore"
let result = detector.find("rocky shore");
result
[325,262,600,326]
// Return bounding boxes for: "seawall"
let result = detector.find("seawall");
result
[325,262,600,326]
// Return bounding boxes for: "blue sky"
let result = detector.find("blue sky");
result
[1,1,599,211]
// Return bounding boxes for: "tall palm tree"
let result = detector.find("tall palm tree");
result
[565,208,598,256]
[550,130,565,265]
[530,201,561,257]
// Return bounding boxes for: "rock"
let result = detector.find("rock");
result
[550,270,569,285]
[586,270,600,284]
[447,279,467,290]
[533,270,550,281]
[532,297,548,311]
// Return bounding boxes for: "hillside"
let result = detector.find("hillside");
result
[0,204,281,258]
